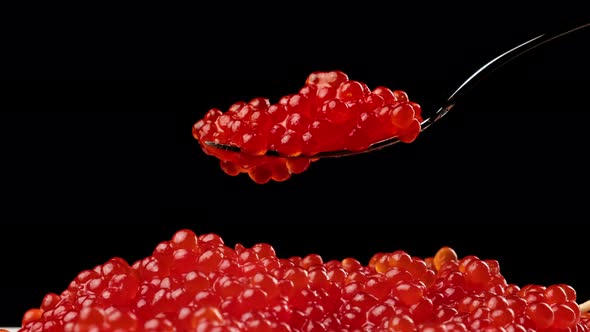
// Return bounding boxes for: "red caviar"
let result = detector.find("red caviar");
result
[18,229,590,332]
[193,70,423,184]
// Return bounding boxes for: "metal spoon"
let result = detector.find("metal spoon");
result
[204,22,590,159]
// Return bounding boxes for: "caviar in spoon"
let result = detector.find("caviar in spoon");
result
[194,22,590,183]
[193,70,423,183]
[194,70,424,158]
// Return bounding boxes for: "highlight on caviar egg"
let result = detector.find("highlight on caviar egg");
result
[193,70,423,184]
[16,228,590,332]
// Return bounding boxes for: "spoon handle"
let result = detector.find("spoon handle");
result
[423,22,590,132]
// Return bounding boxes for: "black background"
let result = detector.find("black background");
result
[2,3,590,327]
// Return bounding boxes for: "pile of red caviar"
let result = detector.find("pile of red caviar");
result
[16,229,589,332]
[192,70,423,184]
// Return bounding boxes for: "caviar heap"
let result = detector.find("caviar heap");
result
[192,70,423,184]
[18,229,589,332]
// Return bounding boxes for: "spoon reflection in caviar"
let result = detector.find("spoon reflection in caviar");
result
[203,22,589,159]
